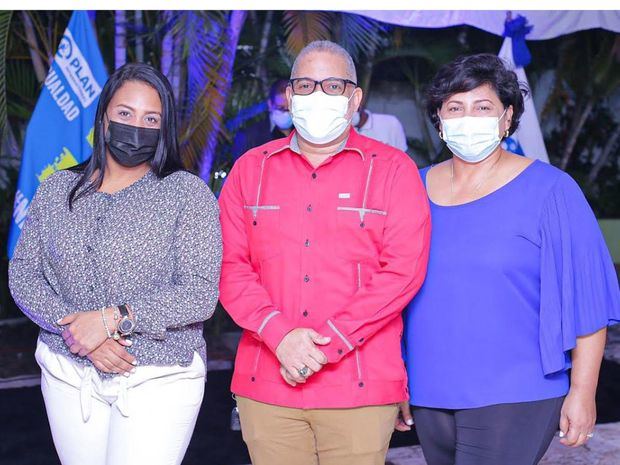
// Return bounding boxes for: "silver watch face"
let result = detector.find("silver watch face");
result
[119,317,135,334]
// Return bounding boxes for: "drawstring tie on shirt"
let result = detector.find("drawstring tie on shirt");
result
[79,366,95,422]
[79,367,131,422]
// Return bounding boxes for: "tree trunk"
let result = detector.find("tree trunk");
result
[199,10,247,181]
[559,98,594,170]
[114,10,127,69]
[160,11,182,102]
[587,124,620,186]
[256,11,274,97]
[134,11,144,62]
[20,12,46,83]
[161,11,173,77]
[171,27,182,103]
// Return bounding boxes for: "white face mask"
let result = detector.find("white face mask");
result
[440,109,507,163]
[291,91,353,145]
[270,109,293,130]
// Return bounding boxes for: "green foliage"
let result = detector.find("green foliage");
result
[282,11,332,56]
[0,11,12,138]
[1,11,618,319]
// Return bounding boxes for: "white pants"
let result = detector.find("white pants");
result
[35,339,206,465]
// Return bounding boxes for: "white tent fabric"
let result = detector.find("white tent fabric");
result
[498,37,550,162]
[349,11,620,40]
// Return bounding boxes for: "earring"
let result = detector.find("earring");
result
[504,129,510,138]
[439,131,444,140]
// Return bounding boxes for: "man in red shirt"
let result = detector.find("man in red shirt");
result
[219,40,431,465]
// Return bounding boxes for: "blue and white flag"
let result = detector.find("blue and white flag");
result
[498,36,549,163]
[8,11,108,258]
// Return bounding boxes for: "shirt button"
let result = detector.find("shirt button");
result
[304,275,310,283]
[358,382,365,388]
[307,204,312,212]
[337,349,343,355]
[86,246,93,253]
[312,173,317,179]
[303,310,309,317]
[88,285,94,292]
[304,239,310,247]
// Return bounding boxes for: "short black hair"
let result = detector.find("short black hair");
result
[425,53,528,136]
[268,79,289,103]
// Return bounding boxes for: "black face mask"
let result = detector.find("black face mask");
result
[104,119,160,167]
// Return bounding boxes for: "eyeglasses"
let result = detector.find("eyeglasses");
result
[289,77,357,96]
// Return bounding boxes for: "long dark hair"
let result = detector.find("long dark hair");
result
[68,63,184,209]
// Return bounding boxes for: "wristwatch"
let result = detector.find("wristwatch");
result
[117,304,136,336]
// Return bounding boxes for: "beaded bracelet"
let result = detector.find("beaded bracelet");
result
[101,306,112,338]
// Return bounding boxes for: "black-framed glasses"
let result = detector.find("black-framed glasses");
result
[289,77,357,96]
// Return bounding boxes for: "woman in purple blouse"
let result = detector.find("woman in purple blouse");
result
[398,54,620,465]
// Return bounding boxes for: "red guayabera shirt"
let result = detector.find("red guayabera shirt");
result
[219,129,430,408]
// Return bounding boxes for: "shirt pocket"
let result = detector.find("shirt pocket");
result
[243,204,281,261]
[334,206,387,261]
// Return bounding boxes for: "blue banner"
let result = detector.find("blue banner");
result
[8,11,108,258]
[498,34,550,163]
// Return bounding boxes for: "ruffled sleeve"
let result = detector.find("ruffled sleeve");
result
[539,172,620,376]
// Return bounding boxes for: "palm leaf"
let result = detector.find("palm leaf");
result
[179,11,229,169]
[227,76,264,123]
[338,13,387,62]
[592,36,620,98]
[0,11,12,138]
[0,11,20,191]
[541,32,620,118]
[151,10,230,170]
[282,11,332,57]
[281,11,389,70]
[375,41,460,67]
[0,120,20,191]
[6,60,39,113]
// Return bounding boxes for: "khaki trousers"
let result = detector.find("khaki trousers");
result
[236,396,399,465]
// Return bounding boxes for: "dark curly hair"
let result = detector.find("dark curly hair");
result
[425,53,529,136]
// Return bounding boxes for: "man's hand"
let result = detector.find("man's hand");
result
[59,309,115,356]
[394,401,414,432]
[280,365,300,387]
[87,338,136,375]
[275,328,330,383]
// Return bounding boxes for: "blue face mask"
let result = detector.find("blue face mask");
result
[440,109,507,163]
[270,109,293,130]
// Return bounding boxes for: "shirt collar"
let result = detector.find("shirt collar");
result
[266,128,365,161]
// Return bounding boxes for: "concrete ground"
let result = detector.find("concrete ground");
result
[384,422,620,465]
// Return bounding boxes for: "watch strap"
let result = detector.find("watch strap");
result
[118,304,130,318]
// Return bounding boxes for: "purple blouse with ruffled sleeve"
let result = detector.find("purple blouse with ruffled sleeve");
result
[403,160,620,409]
